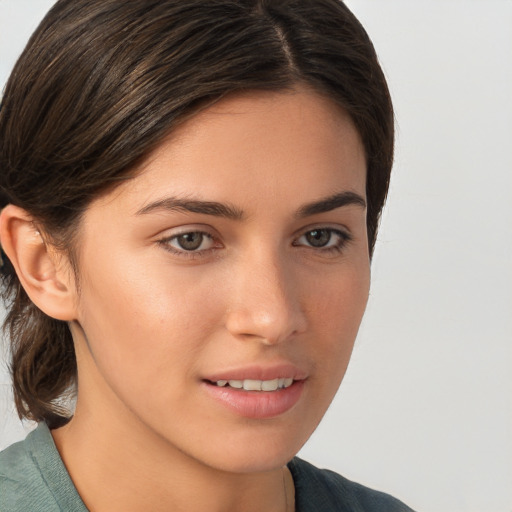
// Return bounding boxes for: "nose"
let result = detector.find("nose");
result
[224,249,307,345]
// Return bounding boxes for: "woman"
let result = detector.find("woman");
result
[0,0,414,510]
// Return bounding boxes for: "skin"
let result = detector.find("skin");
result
[1,88,370,512]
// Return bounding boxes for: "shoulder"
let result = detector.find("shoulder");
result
[288,457,416,512]
[0,423,86,512]
[0,428,45,511]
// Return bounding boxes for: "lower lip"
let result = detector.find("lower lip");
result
[202,380,305,419]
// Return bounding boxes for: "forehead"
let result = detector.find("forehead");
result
[91,88,366,216]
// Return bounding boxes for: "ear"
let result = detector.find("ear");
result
[0,205,77,321]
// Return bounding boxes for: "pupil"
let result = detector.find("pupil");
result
[178,232,203,250]
[306,229,330,247]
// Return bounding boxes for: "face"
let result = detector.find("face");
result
[68,88,370,473]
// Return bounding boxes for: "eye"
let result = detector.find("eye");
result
[304,229,332,248]
[159,230,218,255]
[293,228,351,252]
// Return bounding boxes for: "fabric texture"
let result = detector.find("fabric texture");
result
[288,458,415,511]
[0,423,86,511]
[0,423,415,511]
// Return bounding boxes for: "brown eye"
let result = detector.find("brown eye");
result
[159,229,222,258]
[175,232,205,251]
[305,229,331,247]
[293,227,352,253]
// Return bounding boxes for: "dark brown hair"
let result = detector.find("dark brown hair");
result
[0,0,394,428]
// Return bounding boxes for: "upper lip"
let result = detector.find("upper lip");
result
[204,363,308,383]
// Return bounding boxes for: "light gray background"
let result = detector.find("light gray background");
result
[1,1,511,511]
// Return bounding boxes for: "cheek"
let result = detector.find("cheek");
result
[305,262,370,382]
[75,256,225,390]
[308,260,370,333]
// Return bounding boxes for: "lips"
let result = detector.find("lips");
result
[202,363,307,419]
[204,363,307,383]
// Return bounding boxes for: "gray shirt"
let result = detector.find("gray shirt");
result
[0,423,415,511]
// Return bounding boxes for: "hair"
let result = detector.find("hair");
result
[0,0,394,428]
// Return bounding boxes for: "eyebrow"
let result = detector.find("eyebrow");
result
[136,197,245,220]
[295,191,366,218]
[136,191,366,220]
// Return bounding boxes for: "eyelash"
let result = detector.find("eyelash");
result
[157,227,353,260]
[157,230,218,260]
[292,228,352,255]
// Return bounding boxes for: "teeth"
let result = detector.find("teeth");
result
[215,378,294,391]
[283,378,293,388]
[261,378,279,391]
[243,379,262,391]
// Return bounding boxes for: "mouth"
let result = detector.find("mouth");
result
[206,377,295,392]
[202,374,305,419]
[201,363,307,418]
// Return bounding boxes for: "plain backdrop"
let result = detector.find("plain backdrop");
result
[1,1,511,511]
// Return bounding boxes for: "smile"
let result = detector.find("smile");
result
[213,378,294,391]
[203,378,305,419]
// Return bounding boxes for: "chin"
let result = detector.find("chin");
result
[190,422,315,474]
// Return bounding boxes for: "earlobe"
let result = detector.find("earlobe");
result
[0,205,77,321]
